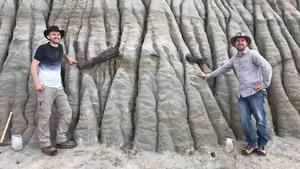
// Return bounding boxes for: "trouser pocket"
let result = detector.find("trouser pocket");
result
[37,91,46,110]
[38,99,44,110]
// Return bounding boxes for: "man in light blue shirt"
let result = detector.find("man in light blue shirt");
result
[199,32,272,156]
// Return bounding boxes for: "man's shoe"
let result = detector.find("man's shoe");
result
[56,140,76,149]
[241,145,256,155]
[256,146,267,156]
[41,146,57,156]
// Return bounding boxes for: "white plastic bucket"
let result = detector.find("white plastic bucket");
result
[11,134,23,151]
[224,138,234,152]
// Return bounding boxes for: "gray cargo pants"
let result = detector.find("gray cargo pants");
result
[37,86,72,148]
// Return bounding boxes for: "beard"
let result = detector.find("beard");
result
[236,45,246,51]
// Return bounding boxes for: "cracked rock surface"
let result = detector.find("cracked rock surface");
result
[0,0,300,152]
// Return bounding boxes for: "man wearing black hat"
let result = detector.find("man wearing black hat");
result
[31,26,78,156]
[199,32,272,156]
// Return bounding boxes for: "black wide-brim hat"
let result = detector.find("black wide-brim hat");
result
[230,32,251,46]
[43,25,65,40]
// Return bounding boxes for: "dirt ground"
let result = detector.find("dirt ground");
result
[0,136,300,169]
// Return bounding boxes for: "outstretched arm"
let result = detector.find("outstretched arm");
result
[198,59,233,80]
[64,52,78,65]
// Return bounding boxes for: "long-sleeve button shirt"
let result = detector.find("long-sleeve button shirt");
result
[207,47,272,97]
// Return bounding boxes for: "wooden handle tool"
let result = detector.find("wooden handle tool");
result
[0,112,13,144]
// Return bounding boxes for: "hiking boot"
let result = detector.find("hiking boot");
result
[256,146,267,156]
[41,146,57,156]
[241,145,256,155]
[56,140,76,149]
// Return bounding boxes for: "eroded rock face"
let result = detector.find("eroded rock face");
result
[0,0,300,152]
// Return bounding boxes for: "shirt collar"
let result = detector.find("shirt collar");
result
[236,47,249,57]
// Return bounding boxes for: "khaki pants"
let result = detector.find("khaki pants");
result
[37,86,72,148]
